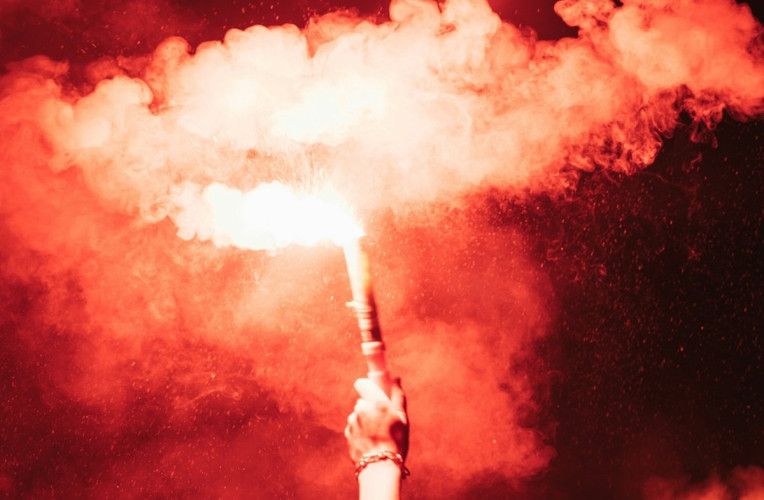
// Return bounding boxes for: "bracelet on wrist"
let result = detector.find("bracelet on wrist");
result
[354,451,410,480]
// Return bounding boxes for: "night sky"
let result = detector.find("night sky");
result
[1,1,762,498]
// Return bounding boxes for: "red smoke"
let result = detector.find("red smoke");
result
[644,466,764,499]
[1,0,762,498]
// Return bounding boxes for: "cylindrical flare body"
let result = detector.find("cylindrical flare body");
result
[343,237,392,395]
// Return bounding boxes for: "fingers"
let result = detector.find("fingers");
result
[345,410,362,444]
[347,411,358,428]
[354,398,372,416]
[354,377,407,419]
[346,378,410,464]
[354,377,390,404]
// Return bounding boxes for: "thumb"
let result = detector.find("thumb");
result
[354,377,390,404]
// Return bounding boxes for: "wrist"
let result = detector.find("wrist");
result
[355,450,410,480]
[357,458,402,480]
[357,460,403,500]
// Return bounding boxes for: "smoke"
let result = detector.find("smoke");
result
[13,0,763,220]
[644,466,764,500]
[1,0,762,497]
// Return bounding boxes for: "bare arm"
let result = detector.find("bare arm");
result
[345,378,409,500]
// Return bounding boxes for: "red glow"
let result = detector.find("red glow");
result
[0,0,762,498]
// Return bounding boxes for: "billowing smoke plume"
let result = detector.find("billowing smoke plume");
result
[8,0,763,221]
[1,0,762,497]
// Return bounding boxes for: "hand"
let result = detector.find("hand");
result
[345,378,409,464]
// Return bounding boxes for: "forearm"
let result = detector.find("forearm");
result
[357,460,402,500]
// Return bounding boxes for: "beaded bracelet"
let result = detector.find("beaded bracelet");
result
[354,451,411,480]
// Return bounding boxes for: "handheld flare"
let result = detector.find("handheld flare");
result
[343,237,393,396]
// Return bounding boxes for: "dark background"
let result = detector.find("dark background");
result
[1,1,762,498]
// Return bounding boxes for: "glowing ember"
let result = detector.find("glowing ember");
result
[171,181,364,250]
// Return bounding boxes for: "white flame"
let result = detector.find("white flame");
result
[171,181,364,250]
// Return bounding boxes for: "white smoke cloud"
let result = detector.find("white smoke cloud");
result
[4,0,760,229]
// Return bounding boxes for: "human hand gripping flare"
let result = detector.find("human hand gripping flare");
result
[345,378,409,498]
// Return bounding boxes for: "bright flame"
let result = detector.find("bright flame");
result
[171,180,364,250]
